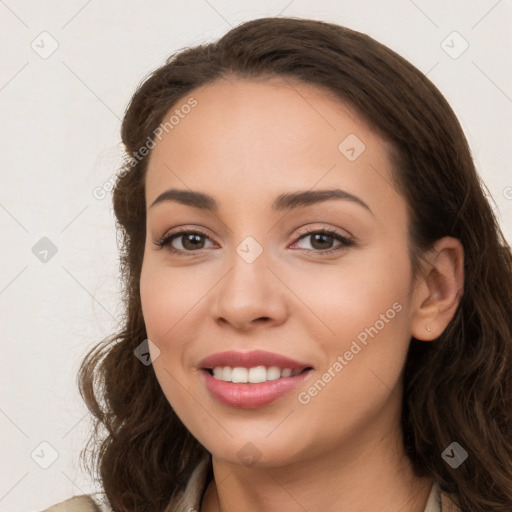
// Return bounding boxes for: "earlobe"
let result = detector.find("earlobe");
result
[411,236,464,341]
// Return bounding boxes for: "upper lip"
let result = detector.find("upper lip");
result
[199,350,313,371]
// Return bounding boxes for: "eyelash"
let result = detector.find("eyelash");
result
[153,227,354,256]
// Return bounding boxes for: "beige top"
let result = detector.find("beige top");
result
[42,456,462,512]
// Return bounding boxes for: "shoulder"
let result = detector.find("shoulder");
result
[425,480,463,512]
[440,489,463,512]
[41,495,102,512]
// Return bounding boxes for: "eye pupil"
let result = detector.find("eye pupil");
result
[311,233,333,250]
[183,233,204,250]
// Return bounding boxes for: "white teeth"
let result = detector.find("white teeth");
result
[248,366,267,383]
[266,366,281,381]
[210,366,303,383]
[231,367,248,383]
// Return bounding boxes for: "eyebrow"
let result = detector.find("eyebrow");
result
[149,188,373,215]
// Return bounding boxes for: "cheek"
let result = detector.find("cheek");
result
[139,264,192,392]
[139,262,203,415]
[290,248,414,415]
[289,246,413,346]
[289,257,412,446]
[140,260,208,344]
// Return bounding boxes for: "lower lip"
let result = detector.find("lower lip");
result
[201,369,313,409]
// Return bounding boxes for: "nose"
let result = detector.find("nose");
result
[211,250,288,332]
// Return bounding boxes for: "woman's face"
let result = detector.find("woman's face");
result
[140,77,420,468]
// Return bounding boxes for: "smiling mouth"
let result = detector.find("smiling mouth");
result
[206,366,313,383]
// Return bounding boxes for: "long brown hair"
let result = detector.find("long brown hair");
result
[79,17,512,511]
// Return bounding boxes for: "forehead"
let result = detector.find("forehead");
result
[149,76,367,156]
[145,77,399,212]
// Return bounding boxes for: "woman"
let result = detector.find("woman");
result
[44,16,512,512]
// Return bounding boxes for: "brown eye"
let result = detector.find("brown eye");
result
[308,233,336,250]
[292,229,354,254]
[179,233,207,250]
[154,230,215,254]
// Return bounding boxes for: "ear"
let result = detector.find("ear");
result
[411,236,464,341]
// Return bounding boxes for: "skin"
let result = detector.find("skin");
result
[140,77,464,512]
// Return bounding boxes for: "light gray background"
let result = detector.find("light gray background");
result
[1,1,511,510]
